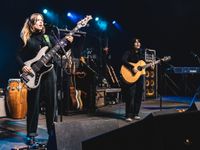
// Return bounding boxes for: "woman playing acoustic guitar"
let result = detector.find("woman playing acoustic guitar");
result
[121,38,144,122]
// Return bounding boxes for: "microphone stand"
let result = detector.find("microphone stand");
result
[51,26,66,122]
[159,64,163,111]
[157,57,170,111]
[196,56,200,65]
[53,27,87,119]
[191,51,200,65]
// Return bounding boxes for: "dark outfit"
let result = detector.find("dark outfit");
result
[121,48,144,118]
[16,32,58,139]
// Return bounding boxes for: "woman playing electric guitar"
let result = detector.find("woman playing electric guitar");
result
[16,13,74,146]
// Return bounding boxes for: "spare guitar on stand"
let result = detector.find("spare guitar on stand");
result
[106,64,120,88]
[69,58,84,111]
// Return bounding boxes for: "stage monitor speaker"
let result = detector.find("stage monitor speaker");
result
[151,109,179,116]
[82,111,200,150]
[47,118,119,150]
[150,111,200,150]
[187,101,200,111]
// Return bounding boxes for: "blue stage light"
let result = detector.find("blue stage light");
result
[97,20,107,31]
[67,12,72,17]
[43,9,48,14]
[95,17,99,21]
[112,20,116,24]
[66,12,82,23]
[111,20,122,31]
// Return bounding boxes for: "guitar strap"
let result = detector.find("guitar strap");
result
[43,34,52,48]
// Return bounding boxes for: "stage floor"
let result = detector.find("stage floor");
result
[0,96,192,150]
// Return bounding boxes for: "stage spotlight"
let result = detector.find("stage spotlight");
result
[95,17,99,21]
[67,12,72,17]
[43,9,48,14]
[112,20,116,24]
[97,20,107,31]
[42,9,58,25]
[66,12,81,23]
[112,20,122,31]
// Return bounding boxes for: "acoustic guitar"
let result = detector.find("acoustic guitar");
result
[69,75,80,109]
[120,56,171,84]
[77,90,87,110]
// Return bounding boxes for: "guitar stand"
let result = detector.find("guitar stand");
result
[106,64,120,88]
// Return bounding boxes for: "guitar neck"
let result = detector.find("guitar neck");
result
[41,15,92,64]
[41,37,68,64]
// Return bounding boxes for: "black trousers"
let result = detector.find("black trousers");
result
[122,76,144,118]
[26,69,57,137]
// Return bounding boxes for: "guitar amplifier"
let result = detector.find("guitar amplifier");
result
[0,96,7,117]
[96,88,105,107]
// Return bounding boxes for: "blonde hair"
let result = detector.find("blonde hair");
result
[20,13,45,46]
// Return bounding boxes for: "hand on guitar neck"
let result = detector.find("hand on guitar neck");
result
[65,35,74,43]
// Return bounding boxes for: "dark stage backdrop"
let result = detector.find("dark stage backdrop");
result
[1,0,200,95]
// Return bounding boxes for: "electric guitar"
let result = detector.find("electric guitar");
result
[69,60,80,109]
[20,15,92,89]
[120,56,171,84]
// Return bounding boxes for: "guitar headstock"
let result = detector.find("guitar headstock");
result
[161,56,171,62]
[76,15,93,30]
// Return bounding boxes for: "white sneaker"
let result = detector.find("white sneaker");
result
[134,115,141,120]
[125,117,133,122]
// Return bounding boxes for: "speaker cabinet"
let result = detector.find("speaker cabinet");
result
[82,111,200,150]
[188,102,200,111]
